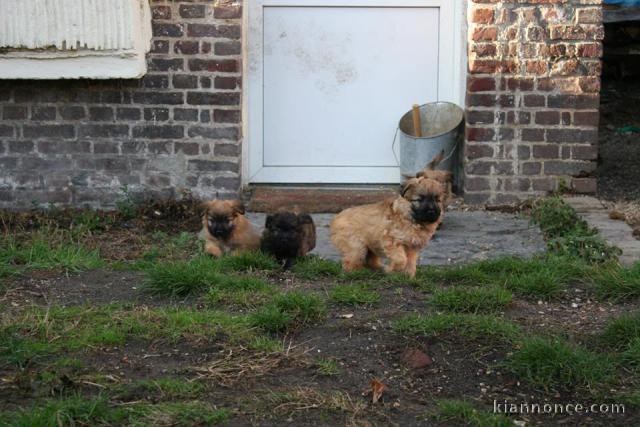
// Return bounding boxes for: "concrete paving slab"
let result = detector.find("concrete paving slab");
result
[247,211,546,266]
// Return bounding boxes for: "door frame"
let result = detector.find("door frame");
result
[241,0,468,186]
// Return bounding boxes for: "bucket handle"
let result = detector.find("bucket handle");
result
[392,127,458,178]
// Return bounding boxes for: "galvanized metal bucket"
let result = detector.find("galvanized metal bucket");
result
[395,102,464,189]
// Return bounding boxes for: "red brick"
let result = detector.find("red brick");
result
[472,26,498,41]
[471,7,495,24]
[467,77,496,92]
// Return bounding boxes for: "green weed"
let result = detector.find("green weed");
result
[531,197,620,263]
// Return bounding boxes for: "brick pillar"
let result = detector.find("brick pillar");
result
[464,0,603,205]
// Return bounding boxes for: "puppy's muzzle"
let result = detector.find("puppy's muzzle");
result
[208,221,234,240]
[411,204,441,224]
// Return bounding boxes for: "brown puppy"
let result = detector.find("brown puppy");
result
[330,161,449,278]
[201,200,260,257]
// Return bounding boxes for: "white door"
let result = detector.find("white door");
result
[247,0,464,184]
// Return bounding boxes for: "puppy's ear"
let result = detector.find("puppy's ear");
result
[230,200,246,215]
[298,214,314,225]
[200,200,213,216]
[400,178,418,198]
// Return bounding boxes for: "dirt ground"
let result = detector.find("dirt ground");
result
[597,77,640,203]
[597,14,640,207]
[2,265,639,426]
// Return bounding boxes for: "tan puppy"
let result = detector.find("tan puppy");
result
[330,160,450,278]
[201,200,260,257]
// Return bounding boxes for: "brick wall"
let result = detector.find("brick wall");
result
[0,0,243,209]
[465,0,603,205]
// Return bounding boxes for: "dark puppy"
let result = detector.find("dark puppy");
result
[261,212,316,269]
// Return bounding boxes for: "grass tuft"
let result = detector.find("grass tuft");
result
[292,256,342,279]
[0,232,103,274]
[143,256,223,297]
[250,292,326,333]
[216,251,279,272]
[393,313,521,343]
[431,399,514,427]
[0,395,121,427]
[316,358,341,376]
[599,312,640,351]
[590,262,640,301]
[431,286,512,313]
[329,283,380,306]
[113,378,206,401]
[505,336,613,391]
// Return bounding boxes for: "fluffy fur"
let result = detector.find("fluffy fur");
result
[201,200,260,257]
[261,212,316,269]
[330,156,451,278]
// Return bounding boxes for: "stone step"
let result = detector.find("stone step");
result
[246,185,398,213]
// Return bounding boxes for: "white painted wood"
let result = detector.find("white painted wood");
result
[247,0,466,184]
[0,0,151,79]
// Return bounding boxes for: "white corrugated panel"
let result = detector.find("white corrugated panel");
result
[0,0,137,50]
[0,0,152,79]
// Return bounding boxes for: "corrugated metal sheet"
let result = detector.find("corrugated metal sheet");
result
[0,0,137,51]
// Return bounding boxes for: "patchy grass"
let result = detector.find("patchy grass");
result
[430,399,514,427]
[316,358,341,376]
[250,292,326,333]
[0,305,259,368]
[207,285,277,310]
[590,262,640,301]
[416,255,588,300]
[124,401,231,426]
[329,283,380,306]
[431,286,512,313]
[431,287,512,313]
[393,313,521,343]
[216,250,279,272]
[0,396,231,427]
[0,231,103,274]
[0,395,123,427]
[622,338,640,370]
[599,312,640,351]
[292,256,342,279]
[143,256,222,297]
[505,336,614,391]
[113,378,206,401]
[258,387,365,420]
